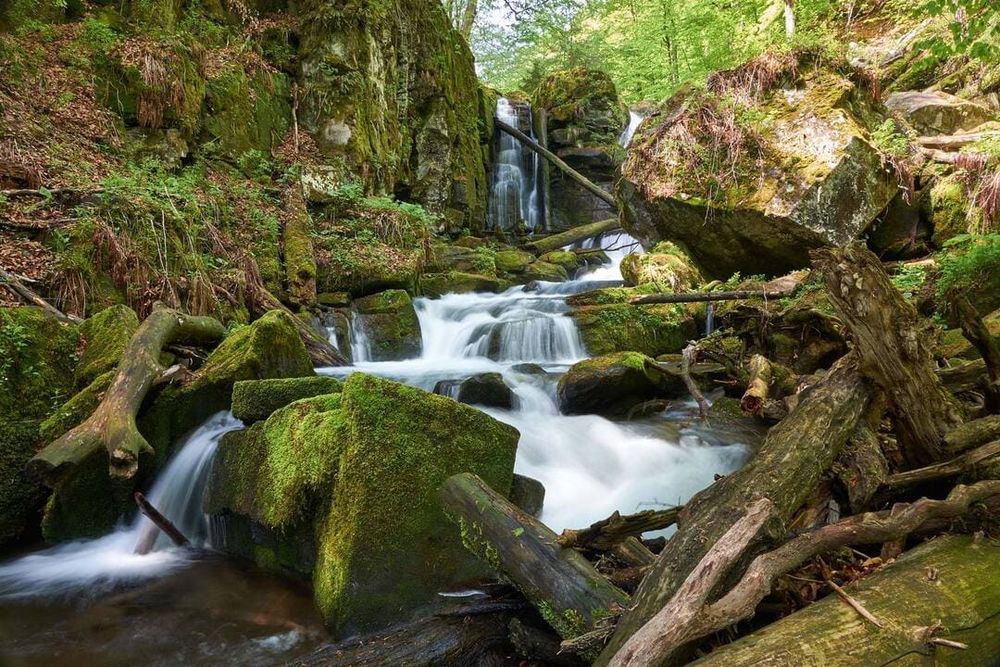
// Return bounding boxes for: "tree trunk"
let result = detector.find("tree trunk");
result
[630,289,792,305]
[525,218,621,254]
[813,244,963,466]
[597,354,873,665]
[458,0,477,40]
[948,290,1000,411]
[691,535,1000,666]
[558,508,681,552]
[29,305,225,480]
[440,473,629,644]
[740,355,772,415]
[495,119,617,208]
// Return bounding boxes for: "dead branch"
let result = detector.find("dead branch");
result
[558,508,681,551]
[740,354,772,415]
[630,289,793,305]
[0,267,80,323]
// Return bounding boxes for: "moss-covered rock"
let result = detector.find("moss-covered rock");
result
[231,376,342,424]
[885,91,994,136]
[420,271,511,297]
[523,261,569,283]
[557,351,669,415]
[202,66,291,158]
[619,242,703,289]
[495,248,535,274]
[40,371,115,444]
[283,188,318,308]
[74,305,139,387]
[538,250,581,272]
[534,68,627,151]
[571,303,697,358]
[927,173,980,246]
[510,473,545,517]
[352,289,422,361]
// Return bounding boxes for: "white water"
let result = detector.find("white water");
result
[619,110,645,148]
[488,98,542,231]
[571,229,643,281]
[0,412,241,598]
[320,253,748,533]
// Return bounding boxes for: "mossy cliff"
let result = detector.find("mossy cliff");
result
[206,372,519,634]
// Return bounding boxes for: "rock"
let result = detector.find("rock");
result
[495,249,535,274]
[510,363,549,376]
[0,308,78,546]
[510,474,545,517]
[523,261,569,283]
[618,56,896,278]
[885,91,994,136]
[866,191,932,259]
[453,372,514,408]
[427,244,481,273]
[206,373,519,633]
[317,292,352,307]
[74,304,139,387]
[232,376,343,424]
[571,303,697,358]
[936,309,1000,361]
[575,248,610,267]
[926,173,980,246]
[538,250,581,272]
[619,241,703,289]
[283,188,318,307]
[420,272,511,297]
[557,352,670,415]
[352,289,422,361]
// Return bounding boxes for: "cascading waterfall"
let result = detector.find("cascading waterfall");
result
[0,412,241,598]
[572,229,643,281]
[618,110,645,148]
[488,97,542,231]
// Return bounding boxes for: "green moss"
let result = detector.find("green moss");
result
[538,250,580,272]
[231,376,341,424]
[203,66,291,157]
[75,305,139,387]
[927,174,979,247]
[41,449,117,543]
[0,420,47,545]
[420,271,510,297]
[352,290,422,361]
[523,261,569,282]
[495,249,535,274]
[936,234,1000,317]
[533,67,626,149]
[40,370,115,443]
[572,303,696,357]
[283,188,317,307]
[619,242,703,289]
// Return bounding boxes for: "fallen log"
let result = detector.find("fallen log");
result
[877,439,1000,495]
[133,491,190,554]
[681,343,709,420]
[496,119,616,209]
[917,131,1000,151]
[740,354,772,416]
[558,508,681,551]
[630,289,792,305]
[833,421,889,512]
[29,305,226,480]
[813,244,963,466]
[0,267,80,323]
[691,533,1000,666]
[938,358,988,395]
[948,290,1000,411]
[524,218,620,254]
[597,354,873,665]
[440,473,629,642]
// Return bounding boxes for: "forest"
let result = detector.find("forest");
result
[0,0,998,665]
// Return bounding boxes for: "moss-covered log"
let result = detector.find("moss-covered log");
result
[440,473,629,643]
[814,244,963,466]
[525,218,620,254]
[597,354,873,665]
[29,306,225,480]
[691,534,1000,666]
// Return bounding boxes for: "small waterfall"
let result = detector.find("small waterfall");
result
[571,230,643,281]
[0,413,241,598]
[349,312,373,363]
[704,303,716,337]
[618,110,645,148]
[488,98,542,231]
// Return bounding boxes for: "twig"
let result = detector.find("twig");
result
[0,267,80,323]
[930,638,969,650]
[630,289,793,305]
[826,579,883,628]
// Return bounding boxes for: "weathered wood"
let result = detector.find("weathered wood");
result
[524,218,620,254]
[509,618,585,666]
[691,534,1000,666]
[613,537,657,567]
[878,439,1000,494]
[133,491,190,554]
[558,508,681,552]
[948,290,1000,411]
[630,289,792,305]
[938,358,988,395]
[681,344,709,420]
[833,422,889,512]
[740,354,772,415]
[496,119,616,208]
[944,415,1000,456]
[29,305,226,480]
[0,267,80,323]
[597,354,873,665]
[440,473,629,642]
[917,131,1000,151]
[813,244,963,466]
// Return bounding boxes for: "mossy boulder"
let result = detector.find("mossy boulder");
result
[74,305,139,387]
[495,249,535,274]
[926,173,980,246]
[427,244,482,274]
[571,303,697,358]
[539,250,581,273]
[885,91,994,136]
[202,66,291,158]
[352,289,422,361]
[534,68,627,151]
[618,57,896,278]
[420,272,511,297]
[619,242,703,289]
[557,352,669,415]
[523,261,570,283]
[283,188,318,308]
[232,376,343,424]
[0,308,79,546]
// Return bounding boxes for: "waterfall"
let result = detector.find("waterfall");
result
[349,311,373,363]
[618,110,645,148]
[705,303,716,337]
[570,230,643,281]
[488,98,542,231]
[0,413,241,598]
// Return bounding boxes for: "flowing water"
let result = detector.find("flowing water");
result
[618,110,645,148]
[488,97,542,231]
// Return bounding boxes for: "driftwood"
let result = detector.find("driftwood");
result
[440,473,629,641]
[948,290,1000,411]
[916,131,1000,151]
[878,439,1000,495]
[630,289,792,305]
[609,482,1000,666]
[740,354,772,415]
[814,244,963,466]
[496,119,616,208]
[0,267,80,323]
[597,354,873,665]
[524,218,620,254]
[29,305,226,480]
[133,491,190,554]
[691,533,1000,666]
[938,358,988,395]
[681,344,709,420]
[558,508,681,551]
[833,421,889,512]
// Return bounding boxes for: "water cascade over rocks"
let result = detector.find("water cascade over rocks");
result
[618,110,645,147]
[488,97,542,231]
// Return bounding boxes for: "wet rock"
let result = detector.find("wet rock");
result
[453,372,514,409]
[495,249,536,274]
[523,261,569,283]
[427,244,481,273]
[317,292,352,307]
[232,376,343,424]
[539,250,582,273]
[866,191,932,260]
[353,289,422,361]
[510,474,545,517]
[557,351,670,415]
[885,91,994,136]
[619,241,703,289]
[420,272,511,297]
[571,303,697,358]
[926,173,980,246]
[510,363,549,376]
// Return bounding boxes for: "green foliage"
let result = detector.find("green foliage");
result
[872,119,914,159]
[915,0,999,63]
[936,234,1000,299]
[472,246,498,275]
[890,263,927,298]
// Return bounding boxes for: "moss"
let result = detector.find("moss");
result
[420,271,510,297]
[619,242,703,289]
[202,66,291,157]
[75,305,139,387]
[572,303,696,357]
[40,370,115,443]
[313,373,518,633]
[523,261,569,283]
[927,174,979,247]
[231,376,342,424]
[0,420,47,545]
[41,449,117,543]
[538,250,580,272]
[352,290,422,361]
[533,68,626,150]
[495,249,535,274]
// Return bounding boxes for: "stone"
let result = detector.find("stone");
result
[619,241,703,289]
[510,474,545,517]
[352,289,422,361]
[74,304,139,387]
[885,91,994,136]
[420,272,511,297]
[232,376,343,424]
[522,261,569,283]
[556,351,670,415]
[571,303,697,358]
[495,249,535,274]
[538,250,581,272]
[454,372,514,408]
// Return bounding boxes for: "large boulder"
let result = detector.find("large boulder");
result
[619,241,703,289]
[557,352,674,415]
[885,91,994,136]
[569,300,697,358]
[206,373,519,633]
[420,272,511,297]
[352,289,423,361]
[74,305,138,387]
[618,54,897,278]
[232,376,343,424]
[434,372,514,408]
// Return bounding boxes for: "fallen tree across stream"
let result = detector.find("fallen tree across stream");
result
[524,218,621,254]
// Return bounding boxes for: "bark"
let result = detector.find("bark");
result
[0,267,80,323]
[597,354,873,665]
[691,533,1000,666]
[682,344,709,420]
[944,415,1000,456]
[630,289,792,305]
[740,355,772,416]
[496,119,617,208]
[938,358,987,395]
[29,305,225,480]
[948,290,1000,410]
[524,218,621,254]
[458,0,477,41]
[558,508,681,552]
[833,422,889,512]
[509,618,585,667]
[877,439,1000,495]
[440,473,629,641]
[813,244,963,466]
[133,491,190,554]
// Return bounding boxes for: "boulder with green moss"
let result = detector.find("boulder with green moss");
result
[534,68,627,152]
[618,53,896,278]
[538,250,581,273]
[74,305,139,387]
[420,272,511,297]
[434,372,514,408]
[522,261,570,283]
[926,173,981,246]
[282,188,318,308]
[495,249,535,274]
[557,352,672,415]
[619,242,703,289]
[352,289,422,361]
[0,308,79,546]
[885,91,994,136]
[571,303,697,358]
[232,376,343,424]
